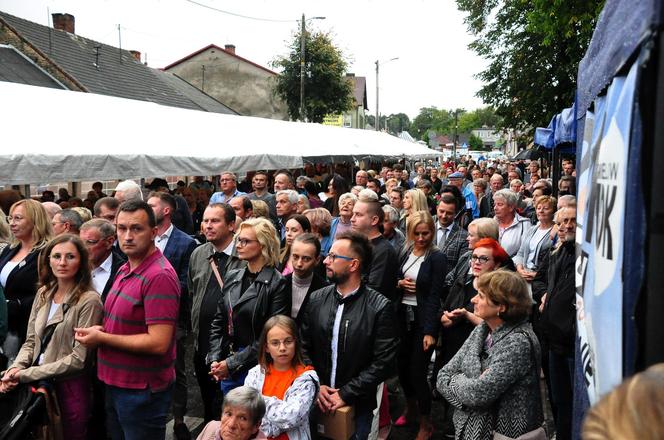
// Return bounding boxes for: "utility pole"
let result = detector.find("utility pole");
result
[375,57,399,131]
[375,60,379,131]
[300,14,306,122]
[453,109,459,161]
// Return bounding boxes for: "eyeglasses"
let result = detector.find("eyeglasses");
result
[6,215,25,223]
[326,253,356,263]
[236,238,259,247]
[267,338,295,348]
[470,254,492,264]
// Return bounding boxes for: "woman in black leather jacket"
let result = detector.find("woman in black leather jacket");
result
[394,211,447,440]
[207,218,289,394]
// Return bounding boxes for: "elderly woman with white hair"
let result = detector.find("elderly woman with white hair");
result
[196,386,266,440]
[328,192,357,242]
[492,189,531,258]
[113,179,143,202]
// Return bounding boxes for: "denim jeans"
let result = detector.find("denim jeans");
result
[105,383,174,440]
[350,406,374,440]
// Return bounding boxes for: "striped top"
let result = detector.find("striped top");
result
[98,248,180,391]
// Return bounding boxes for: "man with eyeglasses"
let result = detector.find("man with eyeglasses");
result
[209,172,245,205]
[299,231,398,440]
[536,207,577,440]
[79,218,126,440]
[52,208,83,236]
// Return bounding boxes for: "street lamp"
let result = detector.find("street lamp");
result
[300,14,325,122]
[375,57,399,131]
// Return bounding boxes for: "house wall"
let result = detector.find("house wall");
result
[166,48,288,120]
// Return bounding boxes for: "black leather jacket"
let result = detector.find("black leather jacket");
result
[206,266,288,373]
[299,284,399,412]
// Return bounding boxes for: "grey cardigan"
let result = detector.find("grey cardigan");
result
[437,320,543,440]
[513,223,554,270]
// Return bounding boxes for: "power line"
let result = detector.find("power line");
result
[183,0,296,23]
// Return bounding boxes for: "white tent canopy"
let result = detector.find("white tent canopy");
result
[0,82,439,185]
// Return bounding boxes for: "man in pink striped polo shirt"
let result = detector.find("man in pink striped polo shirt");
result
[76,199,180,440]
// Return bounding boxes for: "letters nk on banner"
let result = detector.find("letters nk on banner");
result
[576,61,638,404]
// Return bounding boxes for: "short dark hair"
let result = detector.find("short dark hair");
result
[293,232,321,257]
[335,231,372,271]
[148,191,176,212]
[208,203,236,225]
[118,199,156,228]
[390,186,404,198]
[285,214,311,233]
[237,196,253,212]
[94,197,119,216]
[438,192,460,211]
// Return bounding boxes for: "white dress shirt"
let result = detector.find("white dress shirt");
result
[330,286,359,388]
[91,252,113,295]
[155,223,174,253]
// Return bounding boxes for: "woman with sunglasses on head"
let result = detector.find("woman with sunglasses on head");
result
[208,218,289,396]
[394,211,447,440]
[244,315,319,440]
[0,199,54,361]
[0,234,103,440]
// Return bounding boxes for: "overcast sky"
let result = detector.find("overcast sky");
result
[1,0,487,119]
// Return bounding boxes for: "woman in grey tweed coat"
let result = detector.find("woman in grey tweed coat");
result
[437,270,544,440]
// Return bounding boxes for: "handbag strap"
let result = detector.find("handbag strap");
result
[33,303,70,367]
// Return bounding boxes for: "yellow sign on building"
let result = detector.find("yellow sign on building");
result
[322,114,343,127]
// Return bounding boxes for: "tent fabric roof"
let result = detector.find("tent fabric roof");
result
[577,0,662,115]
[0,11,236,114]
[0,82,439,185]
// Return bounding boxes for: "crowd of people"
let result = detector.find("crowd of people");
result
[0,157,658,440]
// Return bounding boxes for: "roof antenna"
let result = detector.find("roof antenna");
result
[117,24,122,63]
[94,45,101,70]
[47,7,52,54]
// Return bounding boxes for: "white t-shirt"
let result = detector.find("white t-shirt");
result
[0,260,19,288]
[38,301,61,365]
[401,252,424,306]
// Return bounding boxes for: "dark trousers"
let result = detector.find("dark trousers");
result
[172,333,188,421]
[194,350,223,422]
[397,304,433,416]
[547,350,574,440]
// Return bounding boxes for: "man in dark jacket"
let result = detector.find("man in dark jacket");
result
[300,231,398,440]
[351,189,398,302]
[538,206,576,440]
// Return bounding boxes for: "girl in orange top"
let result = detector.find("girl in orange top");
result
[244,315,319,440]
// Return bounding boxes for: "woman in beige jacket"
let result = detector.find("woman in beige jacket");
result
[0,234,103,440]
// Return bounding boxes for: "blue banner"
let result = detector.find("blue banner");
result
[576,60,638,407]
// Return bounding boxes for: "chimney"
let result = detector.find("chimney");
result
[224,44,236,54]
[129,50,141,63]
[52,13,75,34]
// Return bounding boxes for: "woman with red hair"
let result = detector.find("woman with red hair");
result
[439,238,510,368]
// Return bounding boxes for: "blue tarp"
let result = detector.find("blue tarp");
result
[577,0,662,115]
[534,128,553,148]
[554,104,576,147]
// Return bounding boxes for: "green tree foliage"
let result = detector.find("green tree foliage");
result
[468,133,487,150]
[272,30,354,123]
[458,106,502,133]
[456,0,604,131]
[385,113,411,134]
[411,107,456,141]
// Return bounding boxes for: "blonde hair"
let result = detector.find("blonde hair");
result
[71,206,93,223]
[468,217,499,241]
[250,200,270,219]
[405,189,428,215]
[406,210,435,248]
[238,218,280,268]
[583,364,664,440]
[9,199,53,250]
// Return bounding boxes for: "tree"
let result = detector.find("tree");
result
[272,29,353,123]
[385,113,411,134]
[411,107,455,140]
[468,134,486,150]
[456,0,604,131]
